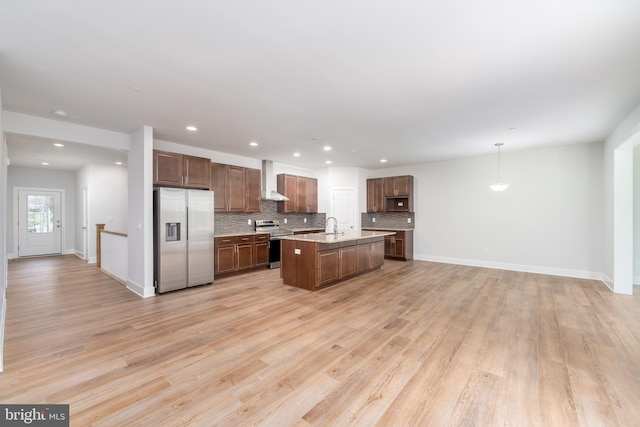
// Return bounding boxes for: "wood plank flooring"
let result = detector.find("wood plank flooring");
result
[2,255,640,426]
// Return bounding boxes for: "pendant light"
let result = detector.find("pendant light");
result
[489,142,509,192]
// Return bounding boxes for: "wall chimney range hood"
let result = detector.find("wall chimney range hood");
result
[261,160,289,201]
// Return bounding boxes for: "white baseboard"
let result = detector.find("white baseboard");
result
[126,279,155,298]
[602,274,614,292]
[9,249,79,259]
[414,253,604,282]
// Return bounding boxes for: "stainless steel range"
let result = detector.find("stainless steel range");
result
[254,220,293,268]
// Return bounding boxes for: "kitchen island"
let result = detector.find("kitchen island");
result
[280,230,395,290]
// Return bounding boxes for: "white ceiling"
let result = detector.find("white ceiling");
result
[2,0,640,171]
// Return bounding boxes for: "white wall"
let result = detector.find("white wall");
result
[76,163,128,262]
[0,89,7,371]
[127,127,154,298]
[634,144,640,285]
[365,142,604,279]
[6,166,76,258]
[604,102,640,294]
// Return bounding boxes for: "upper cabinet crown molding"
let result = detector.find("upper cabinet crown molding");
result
[153,149,211,190]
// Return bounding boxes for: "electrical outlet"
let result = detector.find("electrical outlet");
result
[294,249,301,255]
[284,218,287,224]
[304,218,307,223]
[372,217,376,223]
[106,216,113,222]
[407,218,412,224]
[248,219,252,225]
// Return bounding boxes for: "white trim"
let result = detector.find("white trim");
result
[127,279,155,298]
[416,253,604,282]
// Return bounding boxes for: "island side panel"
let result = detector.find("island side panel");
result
[281,239,318,290]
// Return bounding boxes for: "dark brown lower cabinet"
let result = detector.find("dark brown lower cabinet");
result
[363,229,413,261]
[281,236,385,290]
[357,239,384,271]
[214,233,269,276]
[254,241,269,267]
[236,243,254,271]
[318,243,357,287]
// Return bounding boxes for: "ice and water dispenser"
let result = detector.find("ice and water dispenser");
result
[166,222,181,241]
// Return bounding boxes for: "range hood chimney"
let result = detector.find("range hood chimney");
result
[261,160,289,201]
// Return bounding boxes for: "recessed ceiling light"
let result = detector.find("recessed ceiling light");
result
[325,160,332,164]
[380,159,387,163]
[129,86,141,92]
[53,109,67,117]
[186,125,198,131]
[323,146,332,151]
[41,162,49,166]
[115,161,123,165]
[293,152,301,157]
[53,143,64,147]
[249,141,258,147]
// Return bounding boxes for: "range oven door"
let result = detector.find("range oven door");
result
[268,238,281,269]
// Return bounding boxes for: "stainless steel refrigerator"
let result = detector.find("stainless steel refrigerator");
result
[154,188,214,293]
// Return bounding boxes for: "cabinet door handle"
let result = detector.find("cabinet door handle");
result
[222,239,231,243]
[242,237,249,241]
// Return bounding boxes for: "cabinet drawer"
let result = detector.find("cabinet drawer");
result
[254,233,269,242]
[215,235,253,246]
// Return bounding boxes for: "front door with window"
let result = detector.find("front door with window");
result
[18,190,62,257]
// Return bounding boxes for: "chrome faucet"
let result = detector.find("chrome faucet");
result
[326,216,338,235]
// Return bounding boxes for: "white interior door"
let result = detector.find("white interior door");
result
[18,190,62,257]
[332,188,355,231]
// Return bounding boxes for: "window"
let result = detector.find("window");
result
[27,195,54,233]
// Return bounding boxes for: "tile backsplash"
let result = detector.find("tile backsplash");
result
[361,212,415,229]
[214,201,415,235]
[214,200,326,235]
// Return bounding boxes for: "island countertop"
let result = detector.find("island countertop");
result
[281,229,395,243]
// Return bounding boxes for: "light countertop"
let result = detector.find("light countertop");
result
[281,229,395,243]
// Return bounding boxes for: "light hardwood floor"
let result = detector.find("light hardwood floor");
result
[2,255,640,426]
